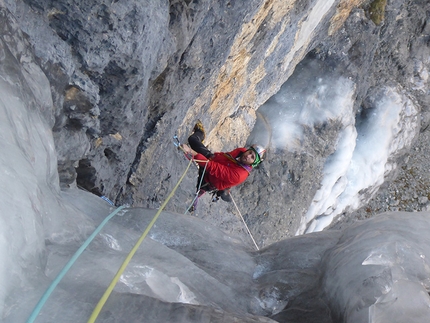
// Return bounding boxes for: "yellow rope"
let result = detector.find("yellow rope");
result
[87,158,193,323]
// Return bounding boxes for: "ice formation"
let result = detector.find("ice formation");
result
[255,58,420,235]
[1,10,430,323]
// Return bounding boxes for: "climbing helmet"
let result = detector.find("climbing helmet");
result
[249,144,266,167]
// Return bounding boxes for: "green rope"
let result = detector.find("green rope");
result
[26,205,126,323]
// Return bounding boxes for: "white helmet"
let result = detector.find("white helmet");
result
[249,144,266,167]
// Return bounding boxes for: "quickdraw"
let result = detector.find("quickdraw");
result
[173,134,180,147]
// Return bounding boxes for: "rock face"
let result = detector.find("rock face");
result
[3,0,430,246]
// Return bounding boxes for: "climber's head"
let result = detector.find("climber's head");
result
[239,145,266,167]
[249,144,266,167]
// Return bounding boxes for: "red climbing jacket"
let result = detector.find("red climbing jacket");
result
[194,148,252,191]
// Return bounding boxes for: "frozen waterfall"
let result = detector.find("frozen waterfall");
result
[254,58,420,235]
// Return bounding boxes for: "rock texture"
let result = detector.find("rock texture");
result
[3,0,430,247]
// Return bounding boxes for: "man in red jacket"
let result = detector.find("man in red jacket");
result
[181,121,266,209]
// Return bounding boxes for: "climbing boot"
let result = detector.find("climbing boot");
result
[193,120,206,142]
[217,189,232,202]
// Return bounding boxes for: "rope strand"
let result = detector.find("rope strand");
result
[230,194,260,251]
[87,158,194,323]
[178,141,259,250]
[26,205,126,323]
[184,160,209,214]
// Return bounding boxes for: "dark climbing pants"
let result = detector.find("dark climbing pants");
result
[187,130,231,202]
[188,130,214,192]
[188,130,213,159]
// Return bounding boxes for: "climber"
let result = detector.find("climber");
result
[180,120,266,211]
